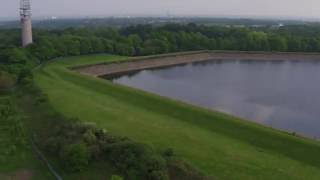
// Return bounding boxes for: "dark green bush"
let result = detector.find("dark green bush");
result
[60,143,90,172]
[0,71,16,91]
[162,148,175,158]
[41,119,171,179]
[106,141,168,180]
[110,175,123,180]
[167,158,209,180]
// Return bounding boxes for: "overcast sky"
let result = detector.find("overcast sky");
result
[1,0,320,19]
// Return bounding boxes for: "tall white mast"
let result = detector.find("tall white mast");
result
[20,0,33,47]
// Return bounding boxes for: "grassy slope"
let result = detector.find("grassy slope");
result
[0,95,53,180]
[19,91,117,180]
[35,54,320,180]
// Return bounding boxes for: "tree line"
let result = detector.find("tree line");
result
[2,24,320,82]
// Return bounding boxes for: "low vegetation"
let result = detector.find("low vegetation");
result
[0,94,52,179]
[0,71,15,91]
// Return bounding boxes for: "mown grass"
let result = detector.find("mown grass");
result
[35,54,320,179]
[17,83,119,180]
[0,94,53,180]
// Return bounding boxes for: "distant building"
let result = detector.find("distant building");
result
[20,0,33,47]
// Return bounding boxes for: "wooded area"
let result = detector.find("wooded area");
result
[2,24,320,79]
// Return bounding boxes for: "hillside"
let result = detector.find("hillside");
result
[33,54,320,179]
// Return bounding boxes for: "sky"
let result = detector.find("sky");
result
[1,0,320,20]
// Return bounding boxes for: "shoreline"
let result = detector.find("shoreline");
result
[74,51,320,77]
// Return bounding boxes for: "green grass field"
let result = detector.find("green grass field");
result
[34,54,320,180]
[0,95,53,180]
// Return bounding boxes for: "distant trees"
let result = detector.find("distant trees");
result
[3,24,320,78]
[268,34,288,51]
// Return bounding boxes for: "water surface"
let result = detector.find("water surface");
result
[112,59,320,139]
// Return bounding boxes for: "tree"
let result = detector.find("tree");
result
[1,48,28,64]
[79,38,93,54]
[246,31,269,51]
[91,37,105,53]
[268,34,288,51]
[287,37,302,52]
[61,35,81,56]
[114,43,135,56]
[141,39,170,55]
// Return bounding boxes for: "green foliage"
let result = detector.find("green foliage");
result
[1,48,28,64]
[110,175,123,180]
[0,98,26,147]
[0,96,51,179]
[162,148,175,158]
[42,119,172,178]
[268,34,288,51]
[2,24,320,81]
[0,71,16,91]
[106,141,168,180]
[167,158,206,180]
[60,143,90,172]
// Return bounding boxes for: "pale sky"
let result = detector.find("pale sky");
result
[1,0,320,19]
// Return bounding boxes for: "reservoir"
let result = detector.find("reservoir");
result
[111,59,320,139]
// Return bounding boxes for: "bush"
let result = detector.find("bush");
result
[167,158,208,180]
[32,114,205,179]
[60,143,90,172]
[110,175,123,180]
[162,148,175,158]
[83,129,97,144]
[145,155,169,180]
[106,141,168,180]
[18,67,33,83]
[0,71,16,91]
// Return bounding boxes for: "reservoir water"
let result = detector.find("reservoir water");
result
[112,59,320,139]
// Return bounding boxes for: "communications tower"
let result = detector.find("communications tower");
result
[20,0,33,47]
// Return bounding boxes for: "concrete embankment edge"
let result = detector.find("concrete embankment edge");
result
[73,51,320,77]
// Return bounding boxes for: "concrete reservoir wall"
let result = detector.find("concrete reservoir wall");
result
[74,51,320,77]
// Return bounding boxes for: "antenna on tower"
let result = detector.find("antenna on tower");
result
[20,0,33,47]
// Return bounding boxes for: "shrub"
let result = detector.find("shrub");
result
[110,175,123,180]
[0,71,16,91]
[30,112,204,179]
[60,143,90,172]
[145,155,169,180]
[167,158,207,180]
[106,141,168,180]
[35,93,48,105]
[18,67,33,83]
[162,148,175,158]
[83,129,97,145]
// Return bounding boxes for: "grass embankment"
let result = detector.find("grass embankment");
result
[0,93,53,180]
[35,54,320,179]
